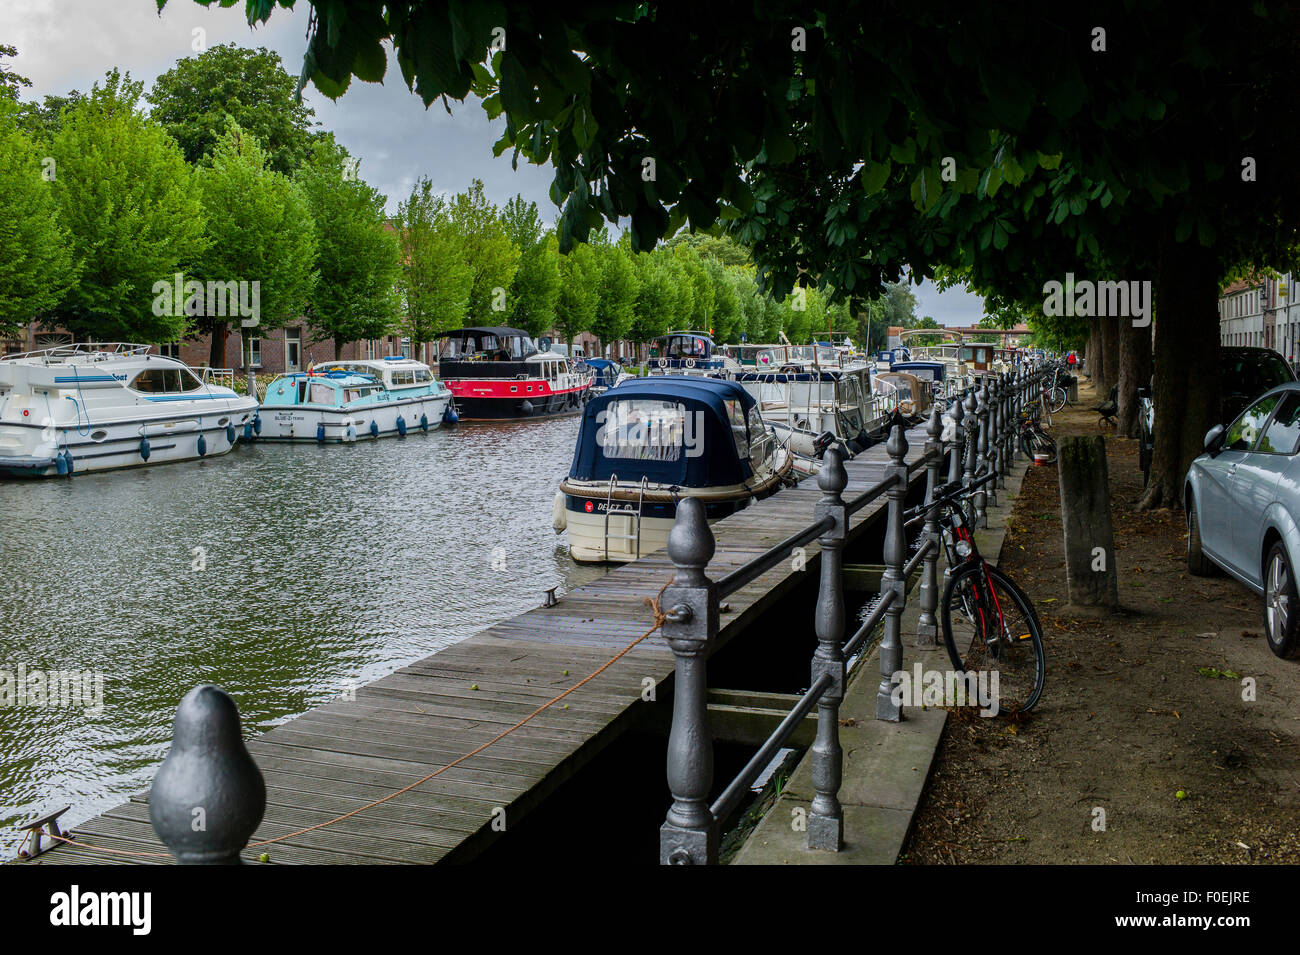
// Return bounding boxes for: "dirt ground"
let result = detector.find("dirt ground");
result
[902,379,1300,864]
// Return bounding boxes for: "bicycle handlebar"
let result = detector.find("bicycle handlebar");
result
[903,469,998,525]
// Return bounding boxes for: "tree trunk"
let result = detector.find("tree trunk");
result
[1137,232,1221,510]
[334,336,346,361]
[210,322,229,369]
[1116,320,1153,437]
[1058,435,1119,609]
[1086,317,1102,381]
[1099,316,1119,397]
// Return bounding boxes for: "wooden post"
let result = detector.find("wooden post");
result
[1057,435,1119,609]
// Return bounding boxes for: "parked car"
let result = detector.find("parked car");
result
[1139,346,1296,486]
[1185,382,1300,657]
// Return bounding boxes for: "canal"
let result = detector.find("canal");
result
[0,418,604,855]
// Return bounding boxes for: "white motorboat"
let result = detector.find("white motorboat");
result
[0,343,258,477]
[257,357,455,442]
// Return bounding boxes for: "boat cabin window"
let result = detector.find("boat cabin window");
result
[390,369,416,386]
[440,334,533,361]
[130,367,204,394]
[659,336,709,359]
[599,399,685,461]
[413,368,431,384]
[725,399,749,458]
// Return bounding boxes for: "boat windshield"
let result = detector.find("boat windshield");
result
[598,398,686,462]
[130,367,204,394]
[440,333,533,360]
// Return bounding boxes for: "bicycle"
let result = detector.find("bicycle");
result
[1018,402,1058,464]
[906,471,1046,714]
[1043,362,1070,414]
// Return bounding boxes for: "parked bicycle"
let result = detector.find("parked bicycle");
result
[906,471,1046,713]
[1042,360,1071,414]
[1018,401,1058,464]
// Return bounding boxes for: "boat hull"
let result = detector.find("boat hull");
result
[255,393,452,442]
[559,490,767,564]
[448,386,588,421]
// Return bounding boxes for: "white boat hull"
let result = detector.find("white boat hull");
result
[256,392,452,442]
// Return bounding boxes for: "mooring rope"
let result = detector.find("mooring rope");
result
[38,580,675,862]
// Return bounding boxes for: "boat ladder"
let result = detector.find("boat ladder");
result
[602,474,646,561]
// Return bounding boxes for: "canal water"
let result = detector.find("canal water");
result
[0,418,605,856]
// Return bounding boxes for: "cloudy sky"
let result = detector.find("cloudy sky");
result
[2,0,986,326]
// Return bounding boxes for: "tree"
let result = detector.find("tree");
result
[297,140,401,357]
[149,44,317,175]
[448,179,520,323]
[0,101,75,337]
[706,259,741,343]
[588,239,637,356]
[0,44,31,101]
[195,120,318,365]
[630,253,672,345]
[553,242,599,350]
[395,177,473,353]
[48,71,207,343]
[182,1,1300,508]
[500,196,560,337]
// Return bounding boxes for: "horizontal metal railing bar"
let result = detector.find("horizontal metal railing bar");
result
[716,514,836,598]
[907,448,939,475]
[709,671,833,822]
[845,470,899,517]
[903,538,937,579]
[842,587,897,659]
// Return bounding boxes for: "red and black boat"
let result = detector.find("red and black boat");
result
[434,327,594,420]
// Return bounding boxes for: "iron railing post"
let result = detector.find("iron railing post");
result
[660,497,720,865]
[809,448,847,850]
[962,390,977,490]
[876,424,909,722]
[150,685,265,864]
[997,373,1010,486]
[974,384,989,528]
[916,406,943,647]
[986,378,1000,507]
[947,391,966,484]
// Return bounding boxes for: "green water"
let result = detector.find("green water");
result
[0,418,604,856]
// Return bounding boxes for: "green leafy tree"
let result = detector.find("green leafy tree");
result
[707,260,740,343]
[195,119,318,365]
[448,179,520,323]
[149,44,318,175]
[500,195,560,337]
[0,44,31,101]
[48,70,207,343]
[553,242,599,350]
[297,140,401,357]
[0,101,75,337]
[588,239,638,357]
[630,253,672,345]
[395,177,472,352]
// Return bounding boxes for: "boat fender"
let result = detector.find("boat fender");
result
[227,423,237,445]
[552,491,567,532]
[316,422,326,443]
[243,422,253,441]
[443,404,459,425]
[197,433,207,457]
[520,399,535,416]
[253,414,262,435]
[140,436,151,461]
[396,414,407,437]
[64,450,74,476]
[345,423,356,442]
[369,420,379,438]
[420,413,429,432]
[56,452,68,476]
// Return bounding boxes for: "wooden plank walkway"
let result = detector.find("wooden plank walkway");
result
[31,422,930,865]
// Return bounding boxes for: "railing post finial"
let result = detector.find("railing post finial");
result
[810,445,848,850]
[150,685,265,864]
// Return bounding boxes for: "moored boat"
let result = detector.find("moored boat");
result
[0,343,257,477]
[435,326,593,420]
[553,376,794,563]
[257,356,453,442]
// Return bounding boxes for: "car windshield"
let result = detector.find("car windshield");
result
[1221,351,1293,397]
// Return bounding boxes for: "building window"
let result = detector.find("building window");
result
[366,339,376,360]
[286,329,302,371]
[160,342,181,359]
[244,336,262,369]
[401,337,412,359]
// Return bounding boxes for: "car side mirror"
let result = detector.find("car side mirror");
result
[1203,423,1226,454]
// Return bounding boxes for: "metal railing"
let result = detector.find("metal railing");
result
[659,359,1048,864]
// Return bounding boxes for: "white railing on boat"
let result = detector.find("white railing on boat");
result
[200,367,236,389]
[0,342,155,363]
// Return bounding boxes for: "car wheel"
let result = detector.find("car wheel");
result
[1264,542,1300,659]
[1186,493,1218,577]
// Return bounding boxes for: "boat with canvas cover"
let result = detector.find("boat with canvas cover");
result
[257,357,453,442]
[0,343,257,477]
[553,376,794,563]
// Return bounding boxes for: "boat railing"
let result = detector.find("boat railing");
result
[657,360,1046,863]
[0,342,154,363]
[200,367,236,389]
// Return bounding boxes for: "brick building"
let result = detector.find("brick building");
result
[1219,274,1299,359]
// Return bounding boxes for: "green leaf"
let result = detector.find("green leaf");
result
[890,139,916,164]
[860,160,891,196]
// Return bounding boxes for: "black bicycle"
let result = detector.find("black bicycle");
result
[906,471,1046,714]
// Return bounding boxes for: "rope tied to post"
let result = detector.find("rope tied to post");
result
[31,579,677,862]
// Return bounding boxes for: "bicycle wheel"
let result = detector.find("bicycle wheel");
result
[941,562,1045,714]
[1018,429,1057,464]
[1047,387,1068,413]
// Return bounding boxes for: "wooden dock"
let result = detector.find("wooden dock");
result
[31,422,931,865]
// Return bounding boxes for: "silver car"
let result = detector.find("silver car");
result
[1186,382,1300,658]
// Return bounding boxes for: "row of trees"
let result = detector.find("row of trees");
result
[0,43,926,364]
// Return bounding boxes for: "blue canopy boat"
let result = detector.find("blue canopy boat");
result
[553,376,793,563]
[583,357,622,395]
